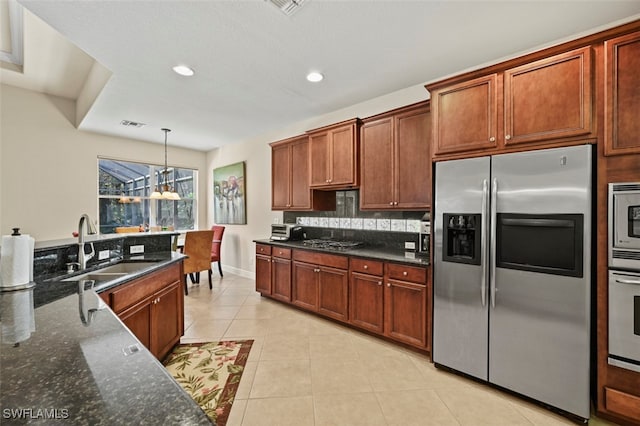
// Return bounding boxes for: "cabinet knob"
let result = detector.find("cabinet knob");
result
[394,201,398,206]
[387,283,391,287]
[364,264,368,269]
[403,271,408,276]
[279,251,283,255]
[389,202,394,205]
[378,281,382,286]
[489,136,496,142]
[505,134,511,140]
[326,179,330,183]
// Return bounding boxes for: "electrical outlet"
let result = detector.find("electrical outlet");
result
[98,250,110,260]
[130,245,145,254]
[404,241,416,250]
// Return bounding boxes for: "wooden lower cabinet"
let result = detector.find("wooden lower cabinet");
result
[385,278,427,349]
[255,254,272,295]
[101,262,184,360]
[349,271,384,334]
[291,250,349,322]
[271,257,292,302]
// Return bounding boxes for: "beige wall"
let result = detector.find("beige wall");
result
[0,84,208,242]
[206,84,430,277]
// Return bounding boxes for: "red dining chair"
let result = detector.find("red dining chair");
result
[209,225,226,283]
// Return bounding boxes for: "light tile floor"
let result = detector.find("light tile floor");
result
[181,273,617,426]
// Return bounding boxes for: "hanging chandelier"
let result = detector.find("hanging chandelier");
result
[150,128,180,200]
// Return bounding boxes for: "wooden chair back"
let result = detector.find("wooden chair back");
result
[183,230,214,275]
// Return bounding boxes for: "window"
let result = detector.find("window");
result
[98,159,197,234]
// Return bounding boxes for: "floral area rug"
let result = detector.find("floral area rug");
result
[163,340,253,425]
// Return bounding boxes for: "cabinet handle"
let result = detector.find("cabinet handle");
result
[403,271,408,276]
[489,136,496,142]
[505,135,511,140]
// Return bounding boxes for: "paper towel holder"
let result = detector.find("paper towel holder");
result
[11,228,20,236]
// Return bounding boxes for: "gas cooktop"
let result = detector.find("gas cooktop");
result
[301,239,364,251]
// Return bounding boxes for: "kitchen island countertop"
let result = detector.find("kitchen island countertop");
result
[0,254,212,425]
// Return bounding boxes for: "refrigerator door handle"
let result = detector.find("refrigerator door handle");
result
[481,179,488,307]
[490,177,498,308]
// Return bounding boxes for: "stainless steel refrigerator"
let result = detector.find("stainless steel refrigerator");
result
[433,145,592,420]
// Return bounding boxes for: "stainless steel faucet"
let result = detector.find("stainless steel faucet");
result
[78,214,97,270]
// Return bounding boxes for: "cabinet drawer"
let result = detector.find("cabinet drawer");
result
[386,263,427,284]
[272,247,291,259]
[256,244,272,256]
[605,387,640,421]
[293,249,348,270]
[110,264,181,313]
[351,258,383,276]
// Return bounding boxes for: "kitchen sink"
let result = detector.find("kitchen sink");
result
[62,262,158,282]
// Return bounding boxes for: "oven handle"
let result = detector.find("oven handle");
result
[614,278,640,285]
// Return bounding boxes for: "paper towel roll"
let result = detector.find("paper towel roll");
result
[0,234,35,288]
[0,287,36,344]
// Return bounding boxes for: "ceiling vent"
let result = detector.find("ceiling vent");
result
[120,120,146,128]
[265,0,307,16]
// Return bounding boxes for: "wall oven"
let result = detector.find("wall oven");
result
[609,182,640,270]
[608,182,640,372]
[608,270,640,372]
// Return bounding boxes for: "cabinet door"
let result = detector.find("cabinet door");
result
[605,31,640,156]
[120,298,152,350]
[385,279,427,348]
[292,261,318,311]
[290,138,311,209]
[395,108,431,209]
[360,117,394,209]
[271,143,291,209]
[349,272,384,333]
[504,47,592,146]
[432,74,499,155]
[271,257,292,302]
[152,281,183,360]
[318,266,349,322]
[255,254,272,294]
[309,133,330,187]
[329,124,357,186]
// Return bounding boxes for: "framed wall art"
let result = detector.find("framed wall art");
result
[213,161,246,224]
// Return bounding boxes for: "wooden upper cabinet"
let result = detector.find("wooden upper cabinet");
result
[429,47,594,159]
[504,46,593,146]
[308,119,359,189]
[431,74,499,156]
[271,135,334,211]
[360,102,431,210]
[271,142,291,209]
[605,30,640,156]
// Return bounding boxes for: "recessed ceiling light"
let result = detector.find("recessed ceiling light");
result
[306,71,324,82]
[173,65,195,77]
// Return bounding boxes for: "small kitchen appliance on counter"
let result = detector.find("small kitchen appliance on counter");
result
[270,224,304,241]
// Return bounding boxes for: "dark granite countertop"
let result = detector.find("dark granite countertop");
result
[254,238,430,266]
[0,255,212,425]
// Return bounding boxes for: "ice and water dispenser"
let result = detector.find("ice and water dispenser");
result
[442,213,481,265]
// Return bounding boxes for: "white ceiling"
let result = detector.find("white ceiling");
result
[8,1,640,151]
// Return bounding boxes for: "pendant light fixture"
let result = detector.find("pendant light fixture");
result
[150,128,180,200]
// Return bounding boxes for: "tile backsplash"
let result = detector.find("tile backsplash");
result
[284,190,429,235]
